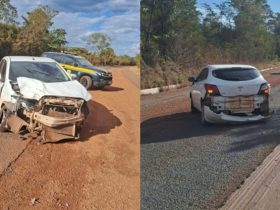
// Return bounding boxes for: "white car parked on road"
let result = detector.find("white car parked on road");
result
[188,65,270,124]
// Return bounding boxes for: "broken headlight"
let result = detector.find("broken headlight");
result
[20,98,38,109]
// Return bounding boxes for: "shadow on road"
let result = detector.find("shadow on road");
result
[57,100,122,144]
[102,86,124,92]
[226,113,280,152]
[80,100,122,141]
[141,112,236,144]
[141,111,280,147]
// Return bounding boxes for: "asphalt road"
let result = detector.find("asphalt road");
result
[141,70,280,210]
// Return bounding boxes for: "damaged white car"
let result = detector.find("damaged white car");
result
[0,56,91,143]
[188,65,271,124]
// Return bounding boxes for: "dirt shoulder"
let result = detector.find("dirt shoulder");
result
[0,67,140,210]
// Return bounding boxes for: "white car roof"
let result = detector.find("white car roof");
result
[208,64,256,70]
[5,56,55,62]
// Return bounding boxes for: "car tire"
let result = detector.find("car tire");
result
[201,102,209,126]
[80,75,93,90]
[0,105,8,132]
[190,97,199,114]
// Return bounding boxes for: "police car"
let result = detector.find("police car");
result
[42,51,112,89]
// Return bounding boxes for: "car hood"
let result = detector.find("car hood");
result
[82,65,108,73]
[17,77,91,101]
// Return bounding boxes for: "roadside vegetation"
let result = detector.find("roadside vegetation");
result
[141,0,280,89]
[0,0,139,66]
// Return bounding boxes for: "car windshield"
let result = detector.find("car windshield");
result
[76,57,94,68]
[9,61,71,83]
[212,68,260,81]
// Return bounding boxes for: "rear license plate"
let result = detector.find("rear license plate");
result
[226,96,254,110]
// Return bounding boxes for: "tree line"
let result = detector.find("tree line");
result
[0,0,139,66]
[141,0,280,88]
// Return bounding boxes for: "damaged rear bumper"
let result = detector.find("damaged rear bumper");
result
[204,106,269,123]
[204,95,271,123]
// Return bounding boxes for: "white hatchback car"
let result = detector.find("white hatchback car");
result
[188,65,270,124]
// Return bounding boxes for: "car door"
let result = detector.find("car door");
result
[0,59,7,96]
[60,55,77,75]
[191,68,208,110]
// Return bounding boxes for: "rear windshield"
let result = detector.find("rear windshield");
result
[9,61,71,83]
[212,68,260,81]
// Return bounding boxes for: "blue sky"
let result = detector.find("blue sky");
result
[197,0,280,13]
[10,0,140,56]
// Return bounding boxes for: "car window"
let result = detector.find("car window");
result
[9,61,71,83]
[212,68,260,81]
[52,54,63,63]
[0,60,7,82]
[61,56,76,65]
[76,57,94,68]
[196,68,208,82]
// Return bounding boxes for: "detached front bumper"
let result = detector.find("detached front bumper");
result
[33,112,84,127]
[204,106,269,123]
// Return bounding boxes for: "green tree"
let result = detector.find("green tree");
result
[0,23,19,58]
[232,0,274,61]
[87,32,112,55]
[271,13,280,57]
[0,0,17,24]
[13,5,58,55]
[48,28,67,51]
[99,47,116,65]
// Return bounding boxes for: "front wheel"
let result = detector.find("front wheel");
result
[80,75,93,90]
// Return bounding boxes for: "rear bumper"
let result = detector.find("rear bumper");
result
[204,106,270,123]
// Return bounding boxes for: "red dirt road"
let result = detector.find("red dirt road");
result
[0,67,140,210]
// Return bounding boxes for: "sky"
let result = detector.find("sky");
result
[197,0,280,13]
[10,0,140,56]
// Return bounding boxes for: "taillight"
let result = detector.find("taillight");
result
[205,84,221,96]
[258,83,270,95]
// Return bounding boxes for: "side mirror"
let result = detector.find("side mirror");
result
[71,74,77,80]
[188,77,196,83]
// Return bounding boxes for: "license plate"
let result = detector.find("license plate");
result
[226,96,254,110]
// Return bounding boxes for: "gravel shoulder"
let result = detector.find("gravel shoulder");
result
[141,68,280,210]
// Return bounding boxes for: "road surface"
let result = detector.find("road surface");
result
[0,66,140,210]
[141,68,280,210]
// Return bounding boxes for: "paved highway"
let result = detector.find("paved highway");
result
[141,69,280,210]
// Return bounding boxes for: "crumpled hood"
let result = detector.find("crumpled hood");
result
[17,77,91,101]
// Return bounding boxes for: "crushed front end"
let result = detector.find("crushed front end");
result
[6,96,88,143]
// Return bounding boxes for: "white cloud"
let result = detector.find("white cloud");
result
[10,0,140,56]
[52,12,105,47]
[91,12,140,55]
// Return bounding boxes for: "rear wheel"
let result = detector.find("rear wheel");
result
[201,102,209,125]
[190,96,199,114]
[80,75,93,90]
